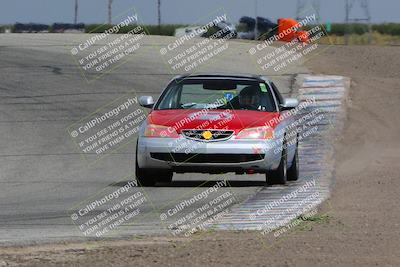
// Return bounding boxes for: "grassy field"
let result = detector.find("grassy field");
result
[320,32,400,45]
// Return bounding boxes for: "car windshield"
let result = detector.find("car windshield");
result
[155,79,276,112]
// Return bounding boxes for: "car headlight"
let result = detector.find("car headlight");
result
[144,124,179,138]
[236,126,274,139]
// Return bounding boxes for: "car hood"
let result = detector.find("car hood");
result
[148,109,280,133]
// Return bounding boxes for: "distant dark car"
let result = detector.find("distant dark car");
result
[238,16,278,39]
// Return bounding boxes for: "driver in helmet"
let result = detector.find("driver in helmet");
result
[238,85,261,110]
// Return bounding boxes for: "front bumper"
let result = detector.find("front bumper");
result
[137,136,283,173]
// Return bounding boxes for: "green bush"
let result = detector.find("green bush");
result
[372,23,400,36]
[85,24,114,33]
[144,24,187,36]
[330,23,346,36]
[329,23,367,36]
[326,23,400,36]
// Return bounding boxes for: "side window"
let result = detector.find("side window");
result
[270,82,284,105]
[157,82,180,109]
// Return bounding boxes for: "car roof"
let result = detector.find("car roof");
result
[172,73,271,83]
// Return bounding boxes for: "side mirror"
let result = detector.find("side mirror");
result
[280,98,299,110]
[139,96,154,108]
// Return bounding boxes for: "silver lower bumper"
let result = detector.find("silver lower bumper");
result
[137,136,283,173]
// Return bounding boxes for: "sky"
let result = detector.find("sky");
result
[0,0,399,25]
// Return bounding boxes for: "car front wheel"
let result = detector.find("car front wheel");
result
[287,140,299,181]
[135,145,173,186]
[266,140,288,185]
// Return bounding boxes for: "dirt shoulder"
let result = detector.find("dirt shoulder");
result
[1,45,400,267]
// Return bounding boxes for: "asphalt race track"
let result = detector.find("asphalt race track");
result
[0,34,338,245]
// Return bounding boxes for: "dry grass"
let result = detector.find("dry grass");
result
[319,31,400,45]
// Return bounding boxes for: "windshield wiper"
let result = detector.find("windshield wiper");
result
[181,103,197,108]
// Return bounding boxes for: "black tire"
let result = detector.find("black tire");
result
[135,155,156,186]
[287,141,299,181]
[135,142,173,186]
[266,140,288,185]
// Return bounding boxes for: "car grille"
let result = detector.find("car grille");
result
[181,129,234,141]
[150,153,265,163]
